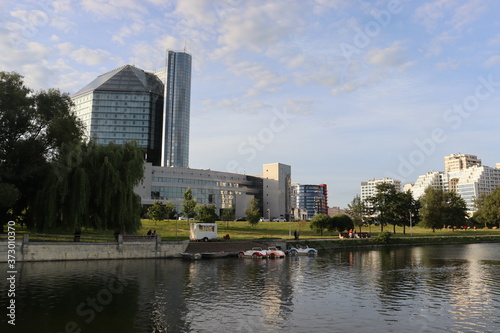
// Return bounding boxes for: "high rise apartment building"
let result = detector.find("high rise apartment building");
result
[444,154,481,173]
[72,50,192,168]
[360,177,402,203]
[407,154,500,213]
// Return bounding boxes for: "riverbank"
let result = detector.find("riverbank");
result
[289,234,500,251]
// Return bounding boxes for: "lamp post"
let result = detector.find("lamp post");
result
[409,209,413,237]
[267,208,270,221]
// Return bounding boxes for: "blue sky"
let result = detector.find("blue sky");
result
[1,0,499,208]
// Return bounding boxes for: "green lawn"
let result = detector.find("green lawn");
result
[4,219,499,241]
[139,220,500,241]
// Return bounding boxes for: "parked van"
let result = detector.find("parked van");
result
[189,223,218,241]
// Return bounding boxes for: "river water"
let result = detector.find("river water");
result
[1,243,500,333]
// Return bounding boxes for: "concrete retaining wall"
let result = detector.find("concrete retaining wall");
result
[0,238,189,262]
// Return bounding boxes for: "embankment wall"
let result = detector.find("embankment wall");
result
[0,238,189,262]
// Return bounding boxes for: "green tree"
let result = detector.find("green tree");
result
[164,201,177,220]
[221,206,235,228]
[393,190,419,234]
[443,191,468,228]
[0,71,84,227]
[310,213,330,236]
[31,141,144,233]
[346,195,367,232]
[148,201,166,225]
[329,214,354,233]
[474,188,500,228]
[419,187,468,232]
[197,204,218,223]
[366,183,399,232]
[245,198,260,227]
[182,188,197,219]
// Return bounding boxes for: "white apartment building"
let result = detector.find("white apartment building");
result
[407,154,500,214]
[360,177,402,204]
[444,153,481,173]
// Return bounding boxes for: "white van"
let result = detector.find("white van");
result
[189,223,218,241]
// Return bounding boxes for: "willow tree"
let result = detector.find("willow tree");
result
[32,140,144,233]
[0,71,84,227]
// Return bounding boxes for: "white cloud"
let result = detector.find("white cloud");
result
[487,33,500,46]
[112,22,146,44]
[215,1,303,58]
[484,55,500,67]
[229,61,287,96]
[365,41,407,67]
[174,0,217,26]
[425,31,461,57]
[80,0,148,20]
[414,0,456,31]
[70,47,111,66]
[449,0,487,30]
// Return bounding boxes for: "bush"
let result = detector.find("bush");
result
[377,231,392,243]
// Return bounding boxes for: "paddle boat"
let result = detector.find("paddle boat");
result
[238,247,269,259]
[201,251,229,259]
[287,245,318,256]
[267,246,286,259]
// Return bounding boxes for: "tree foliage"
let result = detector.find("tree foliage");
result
[182,188,197,219]
[164,201,177,220]
[245,198,260,227]
[473,187,500,228]
[148,201,166,223]
[366,183,399,232]
[346,195,367,232]
[31,141,144,233]
[197,204,218,224]
[0,71,84,226]
[221,206,235,228]
[419,187,468,232]
[310,213,330,235]
[329,214,354,233]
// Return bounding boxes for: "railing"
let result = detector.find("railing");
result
[0,233,162,243]
[122,235,157,242]
[0,234,114,243]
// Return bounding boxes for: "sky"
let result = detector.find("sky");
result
[1,0,499,208]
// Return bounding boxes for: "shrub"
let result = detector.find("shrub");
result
[377,231,392,243]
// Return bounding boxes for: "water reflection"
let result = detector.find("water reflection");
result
[1,244,499,332]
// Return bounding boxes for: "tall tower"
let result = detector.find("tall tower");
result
[161,50,192,168]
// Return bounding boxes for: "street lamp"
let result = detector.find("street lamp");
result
[267,208,270,221]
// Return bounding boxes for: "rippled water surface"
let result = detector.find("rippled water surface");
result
[1,243,500,332]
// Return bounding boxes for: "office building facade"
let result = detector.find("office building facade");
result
[72,65,165,165]
[72,50,192,167]
[160,51,192,168]
[291,183,328,220]
[135,162,263,218]
[261,163,292,220]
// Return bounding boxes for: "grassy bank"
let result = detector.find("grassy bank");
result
[288,235,500,251]
[139,219,500,241]
[5,220,500,246]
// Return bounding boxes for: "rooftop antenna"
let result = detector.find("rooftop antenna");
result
[184,41,187,52]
